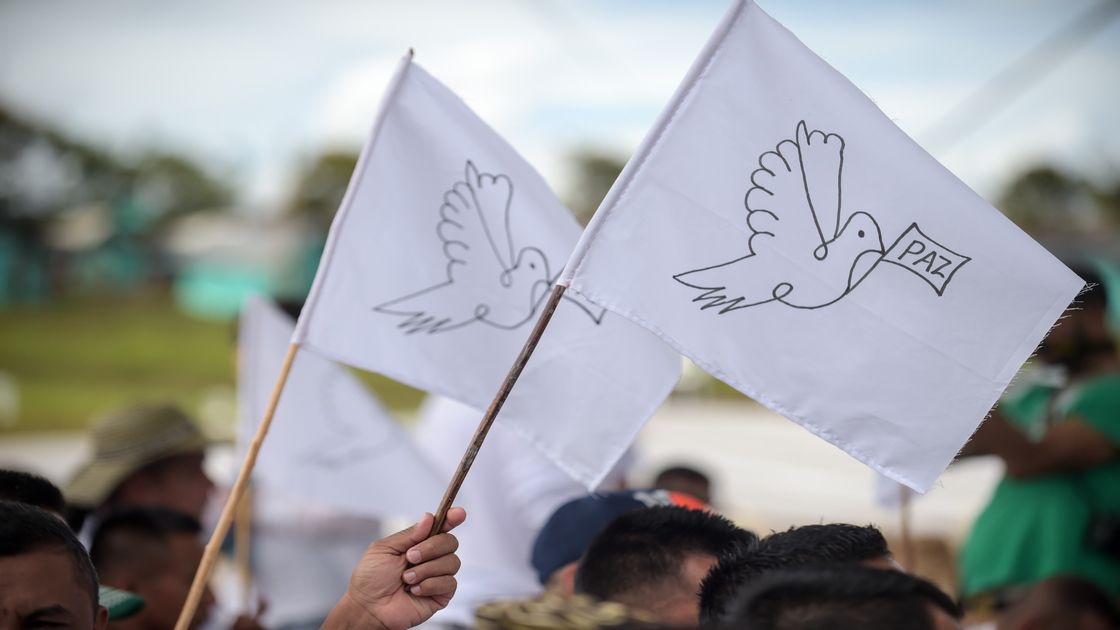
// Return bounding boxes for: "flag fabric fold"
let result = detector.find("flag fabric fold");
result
[292,55,681,488]
[239,295,443,518]
[560,0,1083,491]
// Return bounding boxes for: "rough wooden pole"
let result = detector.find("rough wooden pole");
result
[235,485,253,612]
[175,342,300,630]
[428,284,567,535]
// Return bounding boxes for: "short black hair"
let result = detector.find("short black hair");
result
[761,524,889,565]
[725,566,960,629]
[700,524,890,623]
[0,501,100,616]
[90,506,202,579]
[0,468,66,515]
[654,465,710,486]
[574,506,756,604]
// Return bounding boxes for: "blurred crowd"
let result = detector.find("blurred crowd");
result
[2,269,1118,629]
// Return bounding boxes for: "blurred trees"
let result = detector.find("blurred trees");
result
[564,150,626,225]
[996,166,1119,266]
[998,166,1118,236]
[131,154,232,227]
[0,106,231,302]
[286,151,358,232]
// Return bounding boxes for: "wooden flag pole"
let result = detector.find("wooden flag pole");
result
[235,485,253,612]
[175,342,301,630]
[428,284,567,535]
[899,484,915,572]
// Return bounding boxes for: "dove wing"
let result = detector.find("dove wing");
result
[435,160,515,282]
[742,127,824,253]
[795,121,845,241]
[371,161,514,334]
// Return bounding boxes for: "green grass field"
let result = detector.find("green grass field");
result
[0,291,424,434]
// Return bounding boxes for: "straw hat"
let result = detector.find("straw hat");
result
[65,404,211,508]
[474,594,657,629]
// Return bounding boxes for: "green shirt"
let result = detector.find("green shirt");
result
[960,372,1120,597]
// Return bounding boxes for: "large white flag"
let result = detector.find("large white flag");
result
[292,55,680,488]
[239,295,443,517]
[560,0,1083,491]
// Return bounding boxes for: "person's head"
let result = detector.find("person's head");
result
[1038,268,1116,373]
[90,507,213,630]
[725,566,960,630]
[700,523,894,623]
[532,489,711,595]
[66,404,214,520]
[997,576,1120,630]
[760,524,895,570]
[653,465,712,504]
[0,501,108,630]
[574,505,756,626]
[0,469,66,518]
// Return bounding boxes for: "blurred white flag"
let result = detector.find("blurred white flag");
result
[239,295,442,517]
[292,55,680,488]
[561,0,1082,491]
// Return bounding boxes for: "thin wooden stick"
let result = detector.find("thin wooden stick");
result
[428,284,567,535]
[898,484,915,572]
[235,484,253,612]
[175,342,300,630]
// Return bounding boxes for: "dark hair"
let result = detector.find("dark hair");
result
[654,465,710,487]
[0,501,100,616]
[1073,267,1107,309]
[762,524,889,565]
[90,506,202,578]
[0,468,66,515]
[700,524,890,623]
[1036,576,1120,626]
[574,506,756,603]
[725,566,960,629]
[1039,266,1117,372]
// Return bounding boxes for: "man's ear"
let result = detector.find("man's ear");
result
[94,605,110,630]
[557,562,579,596]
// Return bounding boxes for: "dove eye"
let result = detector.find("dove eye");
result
[529,263,536,269]
[858,230,865,238]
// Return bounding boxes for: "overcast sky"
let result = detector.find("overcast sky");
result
[1,0,1117,209]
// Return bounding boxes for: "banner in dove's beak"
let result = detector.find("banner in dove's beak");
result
[559,0,1083,491]
[292,56,681,489]
[238,295,443,517]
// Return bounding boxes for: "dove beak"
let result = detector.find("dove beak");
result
[848,249,884,290]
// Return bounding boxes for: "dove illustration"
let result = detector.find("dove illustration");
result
[375,160,605,334]
[674,121,886,312]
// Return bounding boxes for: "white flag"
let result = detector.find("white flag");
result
[292,55,680,488]
[561,0,1083,491]
[239,295,443,518]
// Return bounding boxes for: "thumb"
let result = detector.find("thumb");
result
[377,512,436,554]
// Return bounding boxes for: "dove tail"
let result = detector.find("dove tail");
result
[673,254,783,313]
[372,281,476,334]
[391,312,464,334]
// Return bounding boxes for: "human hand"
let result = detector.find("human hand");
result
[228,597,267,630]
[323,508,466,630]
[228,614,266,630]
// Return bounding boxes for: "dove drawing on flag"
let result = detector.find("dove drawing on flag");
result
[375,160,605,333]
[674,120,969,312]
